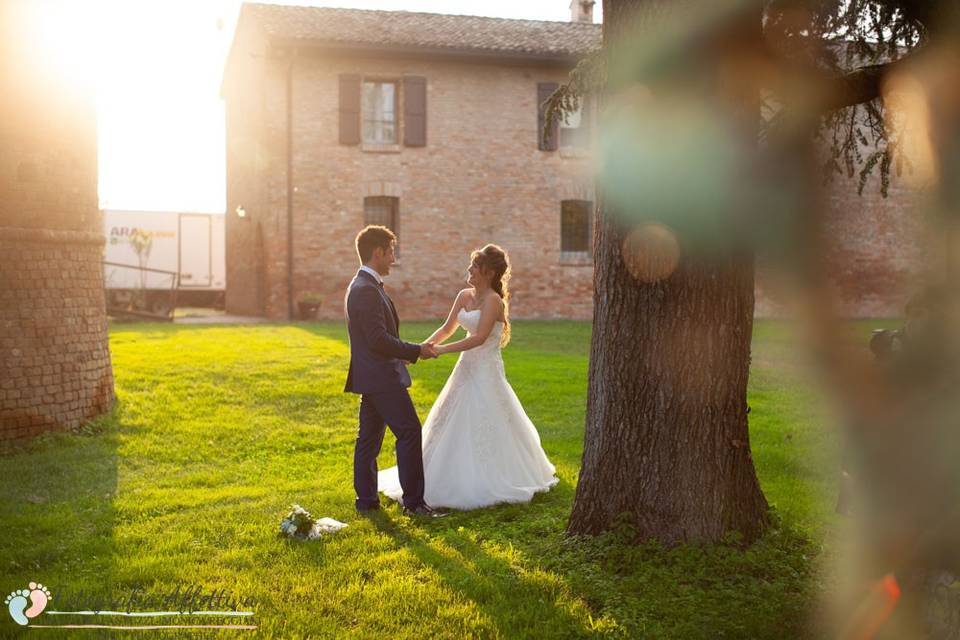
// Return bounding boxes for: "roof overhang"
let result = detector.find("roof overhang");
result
[267,37,594,68]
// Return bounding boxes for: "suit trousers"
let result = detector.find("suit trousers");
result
[354,389,425,510]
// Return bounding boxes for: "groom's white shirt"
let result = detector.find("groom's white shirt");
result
[359,265,383,285]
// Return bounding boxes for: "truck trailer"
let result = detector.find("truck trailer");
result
[103,210,225,316]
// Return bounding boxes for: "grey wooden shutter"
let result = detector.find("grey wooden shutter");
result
[537,82,559,151]
[339,74,361,145]
[403,76,427,147]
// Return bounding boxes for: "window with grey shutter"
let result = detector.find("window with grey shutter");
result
[364,196,400,257]
[403,76,426,147]
[537,82,559,151]
[560,200,592,261]
[339,74,361,145]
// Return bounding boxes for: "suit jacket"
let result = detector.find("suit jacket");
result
[344,269,422,394]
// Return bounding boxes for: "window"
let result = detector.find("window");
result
[364,196,400,257]
[560,102,589,150]
[561,200,592,261]
[362,81,397,144]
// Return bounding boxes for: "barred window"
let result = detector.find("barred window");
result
[362,81,397,144]
[364,196,400,257]
[560,199,592,261]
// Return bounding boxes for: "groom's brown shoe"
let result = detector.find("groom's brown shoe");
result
[403,504,449,518]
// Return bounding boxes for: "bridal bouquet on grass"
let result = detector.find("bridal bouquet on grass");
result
[279,504,348,540]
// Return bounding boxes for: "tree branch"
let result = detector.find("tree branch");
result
[820,62,889,111]
[818,48,925,112]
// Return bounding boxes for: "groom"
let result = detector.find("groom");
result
[344,225,442,517]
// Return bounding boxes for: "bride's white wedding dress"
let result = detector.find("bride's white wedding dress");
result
[378,308,559,510]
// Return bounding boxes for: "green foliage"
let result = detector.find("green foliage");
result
[128,228,154,296]
[0,320,856,638]
[550,1,928,197]
[543,50,606,147]
[128,228,153,260]
[766,0,926,195]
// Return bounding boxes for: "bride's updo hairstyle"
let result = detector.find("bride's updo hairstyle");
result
[471,244,512,347]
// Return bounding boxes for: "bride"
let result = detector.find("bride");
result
[378,244,558,510]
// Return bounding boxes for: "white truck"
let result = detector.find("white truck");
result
[103,210,226,317]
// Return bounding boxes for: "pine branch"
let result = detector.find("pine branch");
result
[542,50,606,147]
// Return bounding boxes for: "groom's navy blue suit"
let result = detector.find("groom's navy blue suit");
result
[344,268,425,510]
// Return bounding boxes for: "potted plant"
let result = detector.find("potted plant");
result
[298,292,323,320]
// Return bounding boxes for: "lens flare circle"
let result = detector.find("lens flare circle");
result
[622,224,680,283]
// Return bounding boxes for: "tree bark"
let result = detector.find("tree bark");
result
[567,213,769,543]
[567,0,769,544]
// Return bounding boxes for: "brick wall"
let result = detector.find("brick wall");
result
[0,230,115,442]
[822,171,927,317]
[223,19,271,317]
[225,45,924,321]
[755,162,928,318]
[225,49,595,321]
[0,2,115,442]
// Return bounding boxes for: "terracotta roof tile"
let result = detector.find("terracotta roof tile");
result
[243,3,602,59]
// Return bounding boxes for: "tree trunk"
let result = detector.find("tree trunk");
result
[567,206,768,544]
[567,0,769,544]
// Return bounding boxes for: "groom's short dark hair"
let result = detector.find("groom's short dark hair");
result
[356,225,396,263]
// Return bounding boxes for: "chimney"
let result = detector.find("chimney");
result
[569,0,595,23]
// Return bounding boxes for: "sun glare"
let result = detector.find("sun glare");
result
[16,0,237,213]
[92,1,237,213]
[23,0,592,215]
[17,0,103,87]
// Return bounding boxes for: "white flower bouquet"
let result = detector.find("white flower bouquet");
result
[279,504,348,540]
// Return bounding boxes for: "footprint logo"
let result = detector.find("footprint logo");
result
[5,582,51,626]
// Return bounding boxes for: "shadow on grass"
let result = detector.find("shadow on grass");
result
[364,506,595,638]
[0,407,120,636]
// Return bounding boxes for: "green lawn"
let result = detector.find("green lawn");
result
[0,320,876,638]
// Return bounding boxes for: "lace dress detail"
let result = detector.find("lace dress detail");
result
[378,308,559,510]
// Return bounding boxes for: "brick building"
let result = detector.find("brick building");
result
[222,2,599,320]
[766,167,927,318]
[222,1,924,321]
[0,3,114,441]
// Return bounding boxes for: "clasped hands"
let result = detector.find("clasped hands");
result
[419,341,441,360]
[402,341,442,365]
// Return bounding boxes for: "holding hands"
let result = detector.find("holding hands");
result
[419,342,440,360]
[404,343,439,364]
